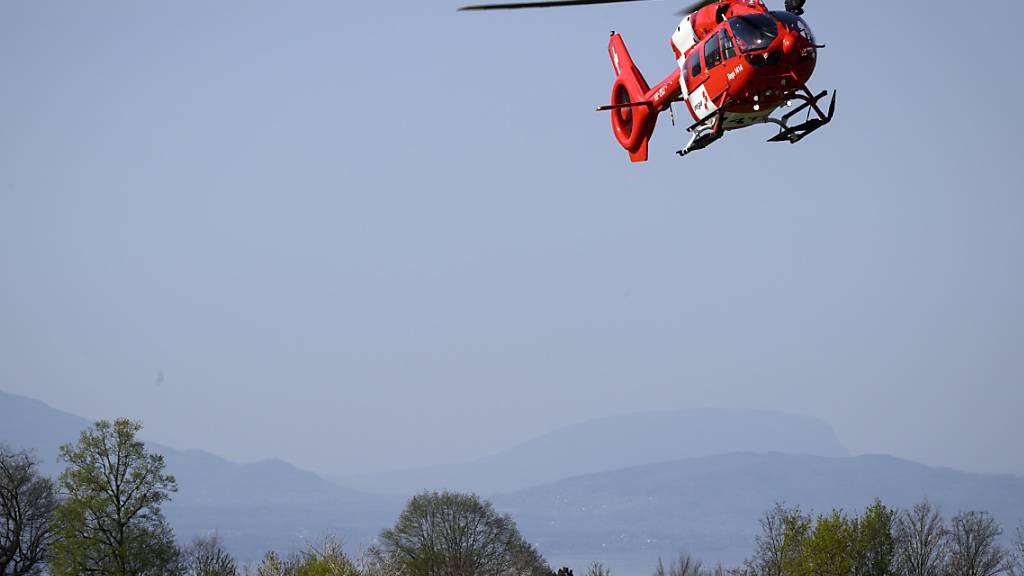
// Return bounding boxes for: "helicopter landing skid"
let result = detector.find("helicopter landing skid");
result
[677,107,725,157]
[765,87,837,144]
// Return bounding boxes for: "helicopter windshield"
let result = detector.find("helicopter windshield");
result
[727,14,779,53]
[771,11,816,43]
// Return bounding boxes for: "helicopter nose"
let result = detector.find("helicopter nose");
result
[781,29,800,58]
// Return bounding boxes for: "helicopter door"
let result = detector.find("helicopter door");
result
[702,30,729,103]
[685,41,716,122]
[686,31,727,123]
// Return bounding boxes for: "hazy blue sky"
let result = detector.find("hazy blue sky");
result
[2,0,1022,478]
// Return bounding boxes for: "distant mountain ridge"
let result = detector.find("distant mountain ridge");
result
[4,389,1022,576]
[0,390,402,561]
[492,452,1024,575]
[338,408,849,495]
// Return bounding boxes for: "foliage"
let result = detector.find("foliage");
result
[182,533,237,576]
[852,500,896,576]
[379,491,550,576]
[799,509,857,576]
[747,503,812,576]
[745,501,903,576]
[256,552,287,576]
[49,419,181,576]
[250,537,359,576]
[356,545,406,576]
[293,537,360,576]
[0,445,59,576]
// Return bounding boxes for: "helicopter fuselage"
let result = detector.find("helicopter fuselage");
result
[672,0,818,130]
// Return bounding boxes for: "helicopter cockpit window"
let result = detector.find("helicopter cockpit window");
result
[686,49,702,79]
[771,11,815,43]
[704,32,722,69]
[728,14,779,53]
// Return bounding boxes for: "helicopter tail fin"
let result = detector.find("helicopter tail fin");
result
[607,33,657,163]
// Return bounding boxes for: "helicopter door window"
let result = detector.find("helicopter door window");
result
[704,31,722,69]
[686,49,702,79]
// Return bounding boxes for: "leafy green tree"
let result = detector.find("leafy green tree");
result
[49,419,181,576]
[800,510,856,576]
[748,503,812,576]
[0,445,58,576]
[852,501,896,576]
[379,491,550,576]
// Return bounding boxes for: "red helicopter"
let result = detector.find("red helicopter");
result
[459,0,836,162]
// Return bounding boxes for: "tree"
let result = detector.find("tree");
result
[853,501,896,576]
[49,419,181,576]
[1008,524,1024,576]
[182,534,237,576]
[255,552,287,576]
[291,536,359,576]
[655,554,704,576]
[893,500,946,576]
[0,445,58,576]
[585,562,610,576]
[358,545,405,576]
[379,491,550,576]
[747,504,812,576]
[800,510,857,576]
[946,511,1006,576]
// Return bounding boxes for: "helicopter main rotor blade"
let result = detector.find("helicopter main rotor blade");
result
[458,0,763,17]
[676,0,719,16]
[459,0,662,11]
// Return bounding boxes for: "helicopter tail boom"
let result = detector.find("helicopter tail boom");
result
[607,33,658,162]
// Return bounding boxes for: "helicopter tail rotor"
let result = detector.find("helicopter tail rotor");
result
[606,33,658,162]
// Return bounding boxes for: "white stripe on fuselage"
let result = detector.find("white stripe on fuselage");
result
[673,15,697,99]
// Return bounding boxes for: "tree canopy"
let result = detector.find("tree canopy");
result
[49,419,180,576]
[379,491,550,576]
[0,445,58,576]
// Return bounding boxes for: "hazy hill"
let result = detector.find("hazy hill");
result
[0,390,402,561]
[339,408,849,495]
[5,390,1023,575]
[493,452,1024,575]
[0,390,91,477]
